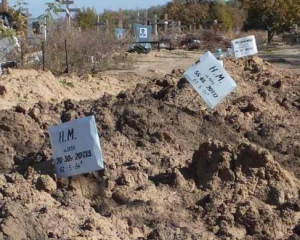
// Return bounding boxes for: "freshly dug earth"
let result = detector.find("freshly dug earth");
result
[0,56,300,239]
[0,69,148,110]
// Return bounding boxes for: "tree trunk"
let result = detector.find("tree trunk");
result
[267,29,274,43]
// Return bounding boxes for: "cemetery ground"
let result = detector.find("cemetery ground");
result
[1,45,300,239]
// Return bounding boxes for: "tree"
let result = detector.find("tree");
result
[212,1,234,32]
[164,0,209,28]
[42,1,63,21]
[74,7,98,30]
[241,0,300,42]
[9,0,27,36]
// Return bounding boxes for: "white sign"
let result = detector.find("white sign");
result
[231,35,258,58]
[139,28,147,38]
[48,116,104,178]
[184,51,237,109]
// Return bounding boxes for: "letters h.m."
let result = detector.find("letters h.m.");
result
[59,128,76,143]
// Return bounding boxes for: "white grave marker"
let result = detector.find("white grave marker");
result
[49,116,104,178]
[184,51,237,109]
[219,60,224,67]
[231,35,258,58]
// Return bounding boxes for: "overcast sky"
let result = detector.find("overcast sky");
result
[8,0,169,17]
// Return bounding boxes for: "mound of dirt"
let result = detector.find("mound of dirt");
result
[193,141,300,239]
[0,69,148,110]
[0,56,300,239]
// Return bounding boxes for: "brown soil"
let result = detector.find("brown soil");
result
[0,68,149,110]
[0,53,300,239]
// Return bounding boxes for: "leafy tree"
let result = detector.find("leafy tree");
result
[148,5,165,19]
[101,9,118,28]
[241,0,300,42]
[9,0,27,36]
[212,1,233,31]
[165,0,209,28]
[74,7,98,30]
[41,1,63,21]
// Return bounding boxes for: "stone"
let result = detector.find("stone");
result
[0,85,7,95]
[29,107,41,121]
[252,56,264,65]
[36,175,57,192]
[112,189,129,205]
[15,105,27,114]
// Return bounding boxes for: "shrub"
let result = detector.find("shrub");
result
[43,20,132,75]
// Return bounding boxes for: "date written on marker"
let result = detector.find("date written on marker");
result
[56,150,92,165]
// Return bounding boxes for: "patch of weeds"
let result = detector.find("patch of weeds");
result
[156,51,190,59]
[170,51,189,57]
[59,79,75,88]
[100,54,136,71]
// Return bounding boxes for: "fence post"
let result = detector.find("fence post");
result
[64,39,69,74]
[171,21,175,39]
[44,16,47,41]
[154,14,158,40]
[118,8,123,28]
[20,40,24,68]
[105,19,109,33]
[144,9,148,25]
[164,13,168,35]
[42,41,45,71]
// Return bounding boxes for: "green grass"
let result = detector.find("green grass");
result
[59,79,75,88]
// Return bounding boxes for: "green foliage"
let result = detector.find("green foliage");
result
[0,28,16,42]
[212,1,233,32]
[241,0,300,42]
[165,0,209,27]
[164,0,242,31]
[38,1,63,22]
[99,6,164,29]
[9,0,28,36]
[74,7,98,30]
[59,79,74,88]
[12,0,28,13]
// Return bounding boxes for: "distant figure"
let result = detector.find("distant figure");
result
[212,20,218,35]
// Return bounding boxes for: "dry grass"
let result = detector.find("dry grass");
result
[44,21,134,75]
[5,20,135,75]
[222,30,267,45]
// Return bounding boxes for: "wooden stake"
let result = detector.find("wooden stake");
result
[118,8,123,28]
[171,21,175,39]
[176,93,199,120]
[42,41,45,71]
[164,13,168,35]
[154,14,158,39]
[105,19,109,33]
[64,39,69,73]
[78,175,85,197]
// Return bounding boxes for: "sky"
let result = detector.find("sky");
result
[8,0,169,18]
